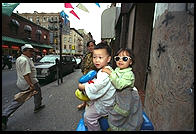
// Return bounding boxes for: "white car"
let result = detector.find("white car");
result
[74,58,82,69]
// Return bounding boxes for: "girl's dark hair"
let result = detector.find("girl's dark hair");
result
[87,40,95,47]
[116,48,134,64]
[94,42,112,56]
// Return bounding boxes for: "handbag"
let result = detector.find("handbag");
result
[14,89,38,103]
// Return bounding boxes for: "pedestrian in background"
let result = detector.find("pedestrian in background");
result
[2,55,9,70]
[77,40,97,110]
[2,44,45,130]
[8,55,13,70]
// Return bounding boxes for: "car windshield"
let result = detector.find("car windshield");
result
[75,58,81,64]
[39,55,60,63]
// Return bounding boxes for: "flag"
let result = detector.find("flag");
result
[70,10,80,20]
[64,3,74,9]
[76,3,89,13]
[60,10,69,25]
[60,10,69,18]
[95,3,100,8]
[2,3,20,16]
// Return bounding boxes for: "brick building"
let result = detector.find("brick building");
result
[2,13,53,58]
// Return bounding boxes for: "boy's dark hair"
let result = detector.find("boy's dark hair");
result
[87,40,95,47]
[94,42,112,56]
[116,48,134,65]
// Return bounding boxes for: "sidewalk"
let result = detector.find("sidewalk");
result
[4,69,84,131]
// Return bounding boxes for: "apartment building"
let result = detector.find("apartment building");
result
[62,28,83,56]
[18,11,63,52]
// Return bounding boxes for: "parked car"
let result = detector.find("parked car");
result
[74,57,82,69]
[35,54,76,82]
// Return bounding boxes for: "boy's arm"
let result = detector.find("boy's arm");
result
[110,71,135,90]
[78,83,85,91]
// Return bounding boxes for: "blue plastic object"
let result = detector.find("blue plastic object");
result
[140,111,154,130]
[76,118,88,131]
[79,70,97,83]
[76,111,154,131]
[99,117,109,131]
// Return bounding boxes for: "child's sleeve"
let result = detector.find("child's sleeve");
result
[85,71,111,100]
[109,70,135,90]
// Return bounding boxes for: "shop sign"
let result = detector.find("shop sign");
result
[11,45,19,50]
[2,45,9,48]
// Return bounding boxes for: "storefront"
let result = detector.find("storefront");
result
[2,35,53,58]
[2,36,25,58]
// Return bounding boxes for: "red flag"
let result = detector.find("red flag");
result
[70,10,80,20]
[64,3,74,9]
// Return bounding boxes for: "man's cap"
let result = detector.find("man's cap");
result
[21,44,34,51]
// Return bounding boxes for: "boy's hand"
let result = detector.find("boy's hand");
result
[102,68,112,75]
[78,83,85,91]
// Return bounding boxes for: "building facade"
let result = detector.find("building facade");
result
[101,3,194,130]
[62,28,83,56]
[18,11,61,53]
[78,29,94,55]
[2,13,52,58]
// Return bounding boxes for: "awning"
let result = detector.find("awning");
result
[2,36,26,45]
[2,36,53,49]
[31,43,53,49]
[41,44,53,49]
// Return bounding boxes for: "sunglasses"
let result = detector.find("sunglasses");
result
[114,56,131,62]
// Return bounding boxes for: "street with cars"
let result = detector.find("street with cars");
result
[2,63,84,130]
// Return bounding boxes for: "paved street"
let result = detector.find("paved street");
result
[3,69,85,131]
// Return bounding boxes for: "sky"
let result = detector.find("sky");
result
[13,3,111,43]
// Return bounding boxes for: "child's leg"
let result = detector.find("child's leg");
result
[84,104,102,131]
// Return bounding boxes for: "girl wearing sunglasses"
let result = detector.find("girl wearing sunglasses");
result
[102,48,143,131]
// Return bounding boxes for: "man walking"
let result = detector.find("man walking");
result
[2,44,45,130]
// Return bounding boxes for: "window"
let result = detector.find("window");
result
[64,37,66,43]
[9,19,20,35]
[36,30,42,42]
[24,25,32,40]
[36,16,39,23]
[28,17,33,22]
[55,16,58,21]
[69,37,72,43]
[43,17,47,22]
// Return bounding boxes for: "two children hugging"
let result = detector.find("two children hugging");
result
[78,42,143,131]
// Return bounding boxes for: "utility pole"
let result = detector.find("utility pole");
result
[59,16,63,83]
